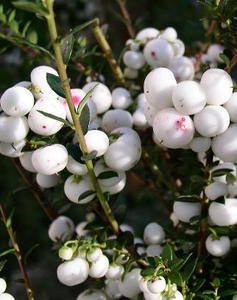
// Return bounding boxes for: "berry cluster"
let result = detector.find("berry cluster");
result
[0,278,15,300]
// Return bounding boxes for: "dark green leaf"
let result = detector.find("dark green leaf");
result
[97,171,118,180]
[66,19,95,37]
[161,244,175,263]
[37,110,72,128]
[60,34,75,65]
[22,20,31,37]
[172,253,193,271]
[219,289,237,297]
[212,277,220,287]
[219,53,230,65]
[189,215,201,225]
[202,290,215,295]
[78,190,95,202]
[81,150,97,162]
[79,104,90,135]
[28,30,38,44]
[46,73,65,98]
[0,248,16,257]
[176,195,200,203]
[11,1,49,17]
[77,84,98,116]
[147,257,160,268]
[0,260,7,272]
[193,278,206,292]
[141,267,155,277]
[66,143,83,163]
[212,168,233,177]
[182,257,198,282]
[168,270,183,286]
[6,209,15,229]
[117,231,134,247]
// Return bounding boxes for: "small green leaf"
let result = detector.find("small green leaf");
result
[28,30,38,44]
[60,34,75,65]
[22,20,31,37]
[212,277,220,287]
[0,260,7,272]
[161,244,175,263]
[182,257,198,282]
[81,150,97,162]
[66,143,83,163]
[212,168,233,177]
[171,253,193,271]
[0,13,6,23]
[6,209,15,229]
[168,271,183,286]
[219,53,230,65]
[141,267,155,277]
[79,104,90,135]
[97,171,118,180]
[0,248,16,257]
[9,20,19,33]
[193,278,206,292]
[11,1,49,17]
[66,19,95,37]
[219,289,237,297]
[176,195,200,203]
[37,110,72,128]
[77,84,98,116]
[147,257,160,268]
[8,9,16,23]
[46,73,65,98]
[78,190,95,202]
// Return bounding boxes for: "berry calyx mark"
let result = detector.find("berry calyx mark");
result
[175,117,187,132]
[42,125,47,129]
[151,51,156,57]
[72,95,81,106]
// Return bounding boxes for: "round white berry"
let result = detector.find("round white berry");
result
[224,92,237,122]
[0,139,25,158]
[64,175,95,204]
[211,162,236,184]
[194,105,230,137]
[126,39,140,51]
[144,102,159,126]
[144,39,174,68]
[77,290,107,300]
[172,81,206,115]
[84,130,109,157]
[200,68,233,105]
[136,27,159,42]
[32,144,68,175]
[160,27,177,41]
[118,268,141,298]
[228,182,237,197]
[205,235,230,257]
[124,67,138,79]
[147,277,166,294]
[233,294,237,300]
[105,279,121,299]
[36,173,60,188]
[208,198,237,226]
[89,254,109,278]
[143,222,165,245]
[205,182,227,200]
[172,39,185,58]
[48,216,74,242]
[30,65,59,99]
[106,264,124,280]
[173,201,201,223]
[14,81,31,88]
[75,222,89,239]
[144,292,162,300]
[87,248,103,262]
[169,56,194,82]
[28,97,66,136]
[123,51,145,69]
[82,82,112,114]
[139,277,149,293]
[189,137,211,153]
[0,278,7,294]
[133,108,148,128]
[1,86,34,117]
[137,93,147,108]
[57,257,89,286]
[153,108,195,149]
[146,245,163,257]
[144,68,177,109]
[19,151,36,172]
[0,293,15,300]
[0,114,29,143]
[212,124,237,162]
[112,87,132,109]
[66,156,87,176]
[58,246,73,261]
[207,44,224,63]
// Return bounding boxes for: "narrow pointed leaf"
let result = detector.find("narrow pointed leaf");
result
[66,143,83,163]
[37,110,72,128]
[0,260,7,272]
[78,190,95,202]
[60,34,75,65]
[11,1,49,17]
[77,84,98,116]
[161,244,175,263]
[66,19,95,37]
[46,73,65,98]
[0,248,16,257]
[97,171,118,179]
[182,257,198,282]
[81,150,97,162]
[79,104,90,134]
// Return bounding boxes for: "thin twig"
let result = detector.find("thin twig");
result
[0,201,34,300]
[116,0,135,38]
[92,18,125,86]
[224,51,237,72]
[13,158,57,222]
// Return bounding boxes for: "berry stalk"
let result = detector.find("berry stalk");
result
[0,201,34,300]
[43,0,119,235]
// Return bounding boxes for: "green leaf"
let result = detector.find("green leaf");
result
[182,257,198,282]
[11,1,49,17]
[65,19,95,37]
[219,53,230,65]
[37,110,72,128]
[79,104,90,135]
[60,34,75,65]
[0,248,16,257]
[97,171,118,180]
[46,73,65,98]
[219,289,237,297]
[66,143,83,163]
[141,267,155,277]
[171,253,193,271]
[0,260,7,272]
[211,168,233,177]
[78,190,95,202]
[176,195,200,203]
[9,20,19,33]
[212,277,220,287]
[81,150,97,162]
[22,21,31,37]
[161,244,175,263]
[147,257,160,268]
[8,9,16,23]
[168,270,183,286]
[28,30,38,44]
[6,209,15,229]
[193,278,206,292]
[77,84,98,116]
[0,12,6,23]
